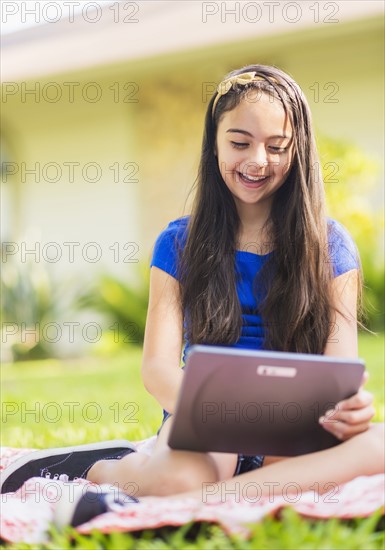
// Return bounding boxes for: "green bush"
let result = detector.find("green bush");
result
[0,257,75,362]
[75,262,150,353]
[318,133,384,331]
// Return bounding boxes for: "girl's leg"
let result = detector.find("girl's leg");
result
[163,422,385,503]
[56,423,384,529]
[88,418,384,500]
[86,415,239,497]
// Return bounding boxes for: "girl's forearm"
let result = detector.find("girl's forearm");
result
[142,360,184,414]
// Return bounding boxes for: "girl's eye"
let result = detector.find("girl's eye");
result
[269,147,287,153]
[231,142,248,149]
[230,142,288,153]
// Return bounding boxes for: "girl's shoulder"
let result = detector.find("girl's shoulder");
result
[154,216,190,254]
[156,215,190,244]
[326,217,360,276]
[164,215,190,233]
[326,217,356,247]
[150,216,190,277]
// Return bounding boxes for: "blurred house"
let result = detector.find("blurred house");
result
[1,0,384,288]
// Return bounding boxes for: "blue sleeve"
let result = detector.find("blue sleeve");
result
[149,219,187,280]
[327,218,360,278]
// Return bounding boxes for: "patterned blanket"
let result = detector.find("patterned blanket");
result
[1,437,384,544]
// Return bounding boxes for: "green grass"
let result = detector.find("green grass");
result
[1,332,384,549]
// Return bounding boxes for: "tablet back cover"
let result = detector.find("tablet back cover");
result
[168,346,364,456]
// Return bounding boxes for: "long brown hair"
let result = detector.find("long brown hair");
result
[176,64,366,354]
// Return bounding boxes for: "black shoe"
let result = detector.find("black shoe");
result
[54,483,140,528]
[0,440,136,494]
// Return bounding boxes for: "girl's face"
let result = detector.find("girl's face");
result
[215,92,294,217]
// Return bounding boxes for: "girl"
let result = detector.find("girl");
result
[1,64,383,527]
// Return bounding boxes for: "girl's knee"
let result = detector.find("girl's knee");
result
[150,449,220,496]
[368,422,385,449]
[356,422,385,472]
[362,422,385,445]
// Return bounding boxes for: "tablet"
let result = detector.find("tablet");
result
[168,345,365,456]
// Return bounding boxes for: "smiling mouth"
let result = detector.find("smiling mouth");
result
[237,171,270,185]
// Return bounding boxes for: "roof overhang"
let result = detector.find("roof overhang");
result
[1,0,383,82]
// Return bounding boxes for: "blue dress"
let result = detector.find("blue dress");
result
[149,215,360,474]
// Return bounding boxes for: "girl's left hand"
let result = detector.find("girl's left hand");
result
[319,371,376,441]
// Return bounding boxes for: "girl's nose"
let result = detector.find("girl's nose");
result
[248,145,268,170]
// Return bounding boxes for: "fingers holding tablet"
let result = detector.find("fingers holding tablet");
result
[319,386,375,441]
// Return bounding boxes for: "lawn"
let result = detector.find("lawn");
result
[1,332,384,549]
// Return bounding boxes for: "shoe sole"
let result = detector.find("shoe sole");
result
[0,440,137,493]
